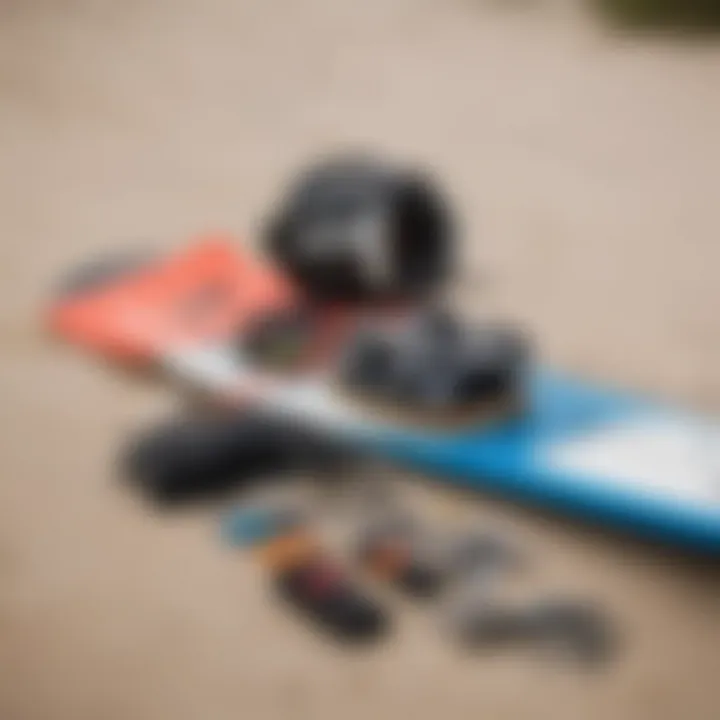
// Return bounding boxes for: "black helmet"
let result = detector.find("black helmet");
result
[264,155,454,302]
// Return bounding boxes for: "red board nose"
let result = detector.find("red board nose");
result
[48,236,298,365]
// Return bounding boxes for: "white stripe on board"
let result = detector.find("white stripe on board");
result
[545,416,720,505]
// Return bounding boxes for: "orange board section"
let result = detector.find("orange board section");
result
[48,237,298,365]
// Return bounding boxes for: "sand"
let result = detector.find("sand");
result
[0,2,718,719]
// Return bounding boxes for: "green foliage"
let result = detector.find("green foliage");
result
[595,0,720,31]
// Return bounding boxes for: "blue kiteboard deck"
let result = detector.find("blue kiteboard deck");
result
[170,343,720,554]
[370,369,720,553]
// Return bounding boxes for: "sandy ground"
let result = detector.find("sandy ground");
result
[0,1,719,719]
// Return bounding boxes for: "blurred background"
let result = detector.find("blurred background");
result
[0,1,718,719]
